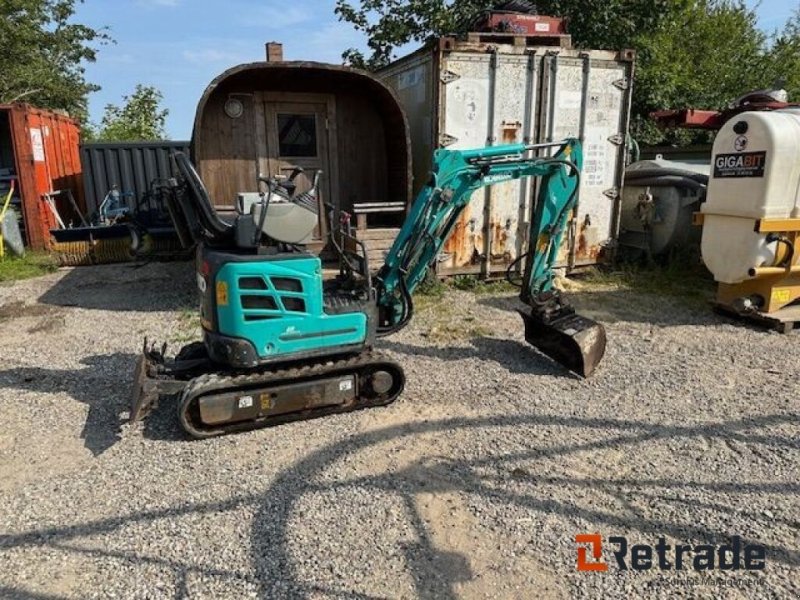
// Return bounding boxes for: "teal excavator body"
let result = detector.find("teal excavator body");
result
[133,139,605,438]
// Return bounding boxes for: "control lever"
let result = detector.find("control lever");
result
[253,178,278,246]
[273,167,304,198]
[257,174,280,185]
[282,166,305,182]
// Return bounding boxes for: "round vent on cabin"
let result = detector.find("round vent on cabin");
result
[224,98,244,119]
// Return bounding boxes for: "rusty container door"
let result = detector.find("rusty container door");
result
[538,49,634,267]
[5,105,83,250]
[436,50,539,277]
[35,110,84,223]
[379,42,634,277]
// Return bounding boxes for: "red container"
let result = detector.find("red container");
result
[476,13,567,36]
[0,104,83,250]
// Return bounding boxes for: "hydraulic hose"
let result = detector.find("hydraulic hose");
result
[505,251,528,287]
[767,233,795,268]
[782,239,796,268]
[505,158,581,288]
[376,277,414,337]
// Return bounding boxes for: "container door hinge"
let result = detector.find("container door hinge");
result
[612,78,629,91]
[603,187,620,200]
[607,133,624,146]
[441,70,460,84]
[439,133,458,147]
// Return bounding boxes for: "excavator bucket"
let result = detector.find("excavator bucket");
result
[518,309,606,377]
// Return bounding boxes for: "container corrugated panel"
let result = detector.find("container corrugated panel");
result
[81,141,190,215]
[379,39,635,277]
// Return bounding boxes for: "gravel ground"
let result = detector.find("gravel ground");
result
[0,262,798,599]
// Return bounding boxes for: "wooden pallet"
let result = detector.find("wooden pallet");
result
[465,31,572,48]
[713,302,800,334]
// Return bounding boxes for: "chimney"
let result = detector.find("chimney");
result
[266,42,283,63]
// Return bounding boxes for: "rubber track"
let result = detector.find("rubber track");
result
[178,350,404,439]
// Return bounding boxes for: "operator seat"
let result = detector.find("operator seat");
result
[172,151,318,248]
[250,198,318,246]
[173,152,234,242]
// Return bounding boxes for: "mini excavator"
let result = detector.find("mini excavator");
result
[132,139,606,438]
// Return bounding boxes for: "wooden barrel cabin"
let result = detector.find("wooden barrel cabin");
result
[192,45,411,261]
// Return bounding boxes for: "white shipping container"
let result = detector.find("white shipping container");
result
[379,37,635,276]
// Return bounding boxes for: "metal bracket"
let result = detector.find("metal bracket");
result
[603,187,620,200]
[612,78,629,91]
[439,133,458,147]
[436,252,452,263]
[607,133,624,146]
[440,70,460,84]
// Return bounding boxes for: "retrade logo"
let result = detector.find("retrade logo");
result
[575,534,608,571]
[575,534,765,572]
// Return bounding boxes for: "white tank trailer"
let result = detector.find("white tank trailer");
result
[700,108,800,331]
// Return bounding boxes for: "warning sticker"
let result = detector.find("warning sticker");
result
[583,142,606,186]
[30,128,45,162]
[771,288,792,304]
[713,152,766,178]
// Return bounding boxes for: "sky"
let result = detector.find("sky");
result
[75,0,798,140]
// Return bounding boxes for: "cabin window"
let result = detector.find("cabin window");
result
[277,114,317,157]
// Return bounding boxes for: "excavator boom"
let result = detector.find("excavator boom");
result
[374,138,605,376]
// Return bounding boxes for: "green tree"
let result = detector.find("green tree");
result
[335,0,685,70]
[766,7,800,102]
[631,1,771,144]
[0,0,110,122]
[94,85,169,141]
[336,0,796,145]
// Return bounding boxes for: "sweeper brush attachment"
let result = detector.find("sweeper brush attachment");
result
[518,308,606,378]
[50,224,135,266]
[52,237,134,266]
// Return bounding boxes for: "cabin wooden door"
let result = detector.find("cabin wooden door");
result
[257,93,337,242]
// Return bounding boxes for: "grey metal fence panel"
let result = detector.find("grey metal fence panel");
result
[80,141,190,215]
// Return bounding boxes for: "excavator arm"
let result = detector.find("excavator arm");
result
[374,138,606,377]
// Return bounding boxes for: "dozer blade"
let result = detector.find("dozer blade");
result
[131,353,158,422]
[130,346,188,422]
[518,309,606,377]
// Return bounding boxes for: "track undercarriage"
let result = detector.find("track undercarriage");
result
[132,341,405,439]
